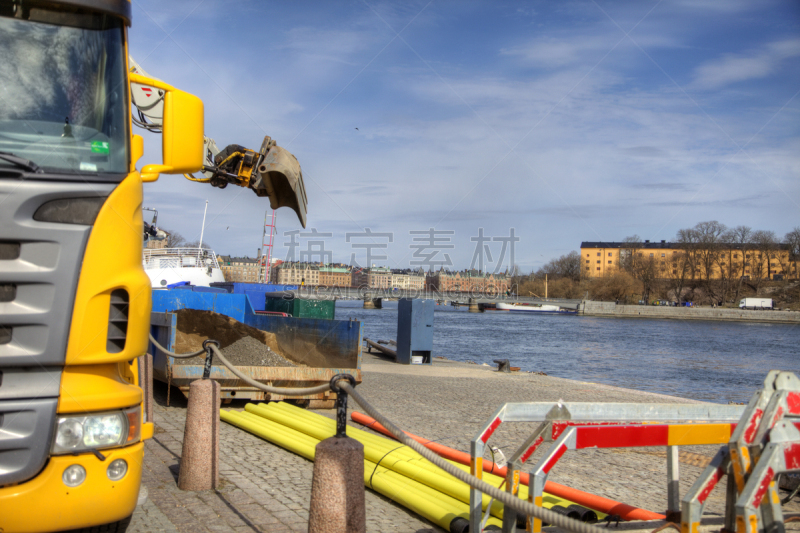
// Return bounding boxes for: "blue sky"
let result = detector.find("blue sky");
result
[131,0,800,273]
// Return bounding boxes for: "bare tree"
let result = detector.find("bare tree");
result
[618,235,643,273]
[161,228,187,248]
[675,228,700,281]
[664,249,692,303]
[785,227,800,278]
[725,225,752,303]
[693,221,727,286]
[752,230,779,289]
[589,271,641,302]
[634,256,659,302]
[536,251,582,281]
[185,240,214,250]
[507,264,524,295]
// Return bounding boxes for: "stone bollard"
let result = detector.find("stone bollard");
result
[139,353,154,423]
[309,375,365,533]
[178,379,220,491]
[308,436,366,533]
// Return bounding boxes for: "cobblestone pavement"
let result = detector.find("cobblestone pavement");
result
[121,352,800,532]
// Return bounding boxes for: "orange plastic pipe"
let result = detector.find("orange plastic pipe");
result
[351,411,665,522]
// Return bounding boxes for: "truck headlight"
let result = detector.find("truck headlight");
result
[107,459,128,481]
[63,465,87,487]
[52,406,141,454]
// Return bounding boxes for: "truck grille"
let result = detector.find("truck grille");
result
[0,179,115,486]
[0,283,15,302]
[0,243,20,260]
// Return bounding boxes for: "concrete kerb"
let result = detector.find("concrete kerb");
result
[580,300,800,324]
[178,378,220,491]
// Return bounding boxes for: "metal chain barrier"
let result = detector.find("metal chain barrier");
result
[148,332,608,533]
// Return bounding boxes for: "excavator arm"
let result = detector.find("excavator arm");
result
[129,57,307,227]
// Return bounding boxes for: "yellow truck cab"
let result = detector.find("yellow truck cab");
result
[0,1,203,530]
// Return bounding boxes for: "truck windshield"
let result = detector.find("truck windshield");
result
[0,6,129,175]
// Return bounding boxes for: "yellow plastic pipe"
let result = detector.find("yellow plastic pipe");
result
[221,409,503,530]
[248,404,488,509]
[267,403,577,502]
[262,403,580,511]
[221,410,317,459]
[227,411,476,524]
[250,403,584,520]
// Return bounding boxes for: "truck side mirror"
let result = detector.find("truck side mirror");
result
[129,73,204,181]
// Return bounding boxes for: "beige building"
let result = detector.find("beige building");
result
[426,269,509,294]
[580,241,794,281]
[144,234,168,249]
[319,264,352,287]
[273,262,320,286]
[351,266,392,289]
[390,269,426,290]
[218,255,260,283]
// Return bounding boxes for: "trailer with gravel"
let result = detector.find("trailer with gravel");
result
[149,306,362,408]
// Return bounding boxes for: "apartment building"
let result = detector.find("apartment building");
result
[580,241,794,280]
[426,269,509,294]
[390,269,426,290]
[218,255,260,283]
[272,262,320,286]
[144,237,168,250]
[319,264,352,287]
[351,266,392,289]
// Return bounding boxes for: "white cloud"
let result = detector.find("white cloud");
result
[130,2,800,268]
[692,38,800,89]
[500,32,682,69]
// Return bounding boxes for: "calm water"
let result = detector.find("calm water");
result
[335,300,800,404]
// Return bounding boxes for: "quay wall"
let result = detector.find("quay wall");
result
[580,300,800,324]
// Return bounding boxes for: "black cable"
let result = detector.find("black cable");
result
[367,444,407,490]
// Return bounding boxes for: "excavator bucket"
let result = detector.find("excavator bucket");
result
[252,145,308,228]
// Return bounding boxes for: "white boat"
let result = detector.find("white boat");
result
[142,201,226,289]
[143,247,226,288]
[496,302,576,314]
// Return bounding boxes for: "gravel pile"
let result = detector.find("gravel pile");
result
[174,336,297,367]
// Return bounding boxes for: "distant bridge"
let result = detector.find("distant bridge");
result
[280,286,581,310]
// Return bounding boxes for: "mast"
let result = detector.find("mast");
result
[198,200,208,250]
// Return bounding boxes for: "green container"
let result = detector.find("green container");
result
[265,294,335,320]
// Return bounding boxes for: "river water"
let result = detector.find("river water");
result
[335,300,800,404]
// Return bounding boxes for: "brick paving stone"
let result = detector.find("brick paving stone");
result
[113,351,800,533]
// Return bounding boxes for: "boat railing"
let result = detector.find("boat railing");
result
[143,248,220,270]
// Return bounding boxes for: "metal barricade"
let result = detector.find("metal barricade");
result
[470,373,800,533]
[469,402,747,533]
[682,371,800,533]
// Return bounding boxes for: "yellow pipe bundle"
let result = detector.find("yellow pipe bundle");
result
[221,402,581,530]
[220,408,493,530]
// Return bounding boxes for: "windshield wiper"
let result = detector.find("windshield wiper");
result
[0,152,44,173]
